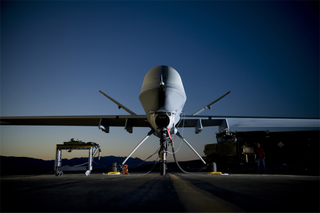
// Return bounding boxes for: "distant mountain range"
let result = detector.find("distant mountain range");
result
[0,155,205,175]
[0,155,158,175]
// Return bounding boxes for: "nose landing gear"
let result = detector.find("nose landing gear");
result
[159,130,168,176]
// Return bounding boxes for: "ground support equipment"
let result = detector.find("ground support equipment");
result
[54,140,100,176]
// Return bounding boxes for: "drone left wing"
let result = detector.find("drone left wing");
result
[0,115,149,133]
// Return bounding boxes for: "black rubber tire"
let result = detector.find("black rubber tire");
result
[160,162,166,176]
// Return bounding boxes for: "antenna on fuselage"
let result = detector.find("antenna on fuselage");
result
[160,74,165,86]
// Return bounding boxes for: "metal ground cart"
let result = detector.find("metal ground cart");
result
[54,139,101,176]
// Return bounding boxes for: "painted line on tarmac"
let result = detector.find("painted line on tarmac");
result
[169,173,243,212]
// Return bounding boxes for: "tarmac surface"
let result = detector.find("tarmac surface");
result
[1,172,319,212]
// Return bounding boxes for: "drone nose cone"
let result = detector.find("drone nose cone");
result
[139,65,186,113]
[140,65,185,95]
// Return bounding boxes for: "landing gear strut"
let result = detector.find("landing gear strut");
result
[159,130,168,176]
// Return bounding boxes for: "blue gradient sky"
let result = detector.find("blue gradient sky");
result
[1,1,319,161]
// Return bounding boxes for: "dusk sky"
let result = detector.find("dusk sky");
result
[1,1,319,162]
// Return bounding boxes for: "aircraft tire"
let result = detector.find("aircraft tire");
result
[160,162,166,176]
